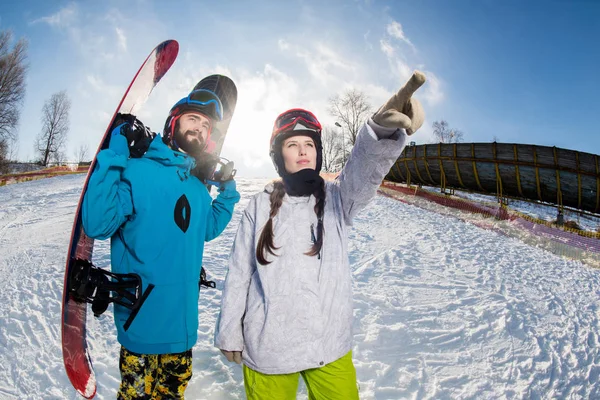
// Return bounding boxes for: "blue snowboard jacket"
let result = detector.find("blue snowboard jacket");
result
[82,134,240,354]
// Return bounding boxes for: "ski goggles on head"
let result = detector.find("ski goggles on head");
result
[173,89,224,121]
[272,108,322,136]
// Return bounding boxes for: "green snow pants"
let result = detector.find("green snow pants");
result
[243,351,359,400]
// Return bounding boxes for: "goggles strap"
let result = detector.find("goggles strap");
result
[169,115,181,142]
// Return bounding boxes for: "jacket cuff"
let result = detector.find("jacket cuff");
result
[217,188,241,203]
[366,117,405,141]
[109,134,130,157]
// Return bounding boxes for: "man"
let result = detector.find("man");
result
[82,89,240,399]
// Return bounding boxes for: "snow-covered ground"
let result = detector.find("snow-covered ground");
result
[446,187,599,233]
[1,175,600,399]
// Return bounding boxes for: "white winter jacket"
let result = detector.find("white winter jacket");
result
[215,120,407,374]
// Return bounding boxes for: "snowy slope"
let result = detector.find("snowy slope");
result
[1,175,600,399]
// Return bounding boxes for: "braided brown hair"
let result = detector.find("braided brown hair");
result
[256,178,326,265]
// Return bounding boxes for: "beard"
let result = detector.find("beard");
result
[173,126,206,156]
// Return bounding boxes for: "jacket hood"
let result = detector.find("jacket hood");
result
[144,135,195,176]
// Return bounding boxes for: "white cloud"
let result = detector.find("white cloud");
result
[420,71,444,106]
[30,3,77,28]
[411,118,435,144]
[278,39,290,51]
[285,41,356,89]
[394,59,413,83]
[377,21,443,108]
[116,28,127,52]
[222,64,301,177]
[380,39,395,58]
[17,1,446,175]
[386,20,414,49]
[86,75,104,92]
[364,30,373,50]
[85,75,121,99]
[362,83,393,110]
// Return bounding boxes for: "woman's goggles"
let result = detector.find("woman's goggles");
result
[273,108,322,135]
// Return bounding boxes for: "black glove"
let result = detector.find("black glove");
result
[112,113,157,158]
[213,159,236,184]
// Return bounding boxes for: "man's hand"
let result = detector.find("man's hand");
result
[110,114,155,158]
[373,71,426,135]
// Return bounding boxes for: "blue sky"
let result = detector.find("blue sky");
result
[1,0,598,177]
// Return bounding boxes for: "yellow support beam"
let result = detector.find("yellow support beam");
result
[453,143,465,188]
[389,160,402,181]
[471,144,485,192]
[397,161,406,181]
[493,142,503,198]
[438,143,447,190]
[423,145,436,184]
[594,156,600,212]
[404,158,411,186]
[412,146,426,184]
[533,146,543,201]
[513,145,524,197]
[576,151,581,210]
[391,150,405,182]
[553,147,563,208]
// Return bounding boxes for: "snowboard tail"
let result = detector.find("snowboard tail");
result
[193,75,237,159]
[193,74,238,190]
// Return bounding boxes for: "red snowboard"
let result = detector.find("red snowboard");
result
[61,40,179,399]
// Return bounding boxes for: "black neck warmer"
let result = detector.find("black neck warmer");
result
[282,168,323,197]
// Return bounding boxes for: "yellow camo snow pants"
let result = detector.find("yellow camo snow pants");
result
[117,346,192,400]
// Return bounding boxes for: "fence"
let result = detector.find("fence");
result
[0,164,89,186]
[379,181,600,268]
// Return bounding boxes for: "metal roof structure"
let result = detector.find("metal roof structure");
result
[386,142,600,215]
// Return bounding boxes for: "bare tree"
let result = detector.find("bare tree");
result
[432,120,464,143]
[0,138,8,173]
[328,89,373,154]
[75,143,89,164]
[321,126,344,172]
[0,30,28,168]
[7,136,18,161]
[0,135,18,172]
[36,91,71,166]
[52,150,67,165]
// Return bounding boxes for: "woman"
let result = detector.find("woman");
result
[215,72,426,399]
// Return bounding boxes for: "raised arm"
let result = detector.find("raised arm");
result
[336,71,426,224]
[82,127,133,240]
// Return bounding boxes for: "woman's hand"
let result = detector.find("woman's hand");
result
[373,71,426,135]
[220,349,242,364]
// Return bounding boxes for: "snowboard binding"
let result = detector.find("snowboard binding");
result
[199,267,216,289]
[68,258,155,331]
[111,113,157,158]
